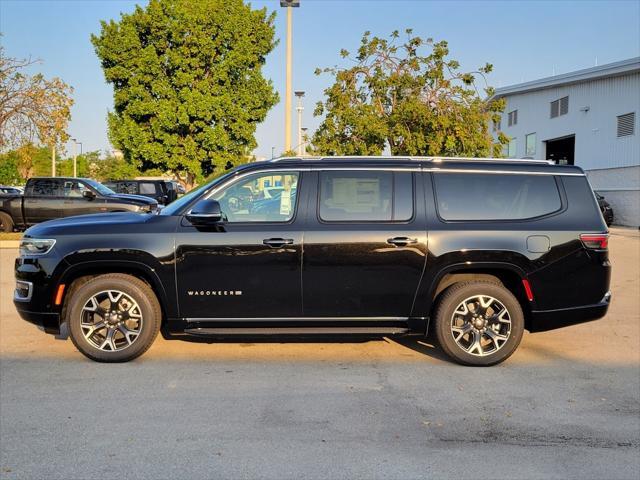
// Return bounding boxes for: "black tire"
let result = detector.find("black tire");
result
[67,273,161,362]
[0,211,14,233]
[434,281,524,366]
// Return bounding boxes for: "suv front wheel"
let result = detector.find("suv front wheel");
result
[67,274,161,362]
[434,281,524,366]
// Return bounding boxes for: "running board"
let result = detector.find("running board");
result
[184,327,410,336]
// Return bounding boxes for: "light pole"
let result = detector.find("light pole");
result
[295,91,304,156]
[280,0,299,152]
[301,127,308,156]
[71,138,82,177]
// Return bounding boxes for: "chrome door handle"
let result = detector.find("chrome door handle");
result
[387,237,418,247]
[263,238,294,248]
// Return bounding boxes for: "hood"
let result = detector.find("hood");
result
[108,193,157,205]
[25,212,154,237]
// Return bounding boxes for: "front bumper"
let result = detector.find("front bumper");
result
[529,291,611,332]
[15,307,61,334]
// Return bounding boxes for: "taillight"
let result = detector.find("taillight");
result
[580,234,609,250]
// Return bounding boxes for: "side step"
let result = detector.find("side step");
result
[184,327,410,336]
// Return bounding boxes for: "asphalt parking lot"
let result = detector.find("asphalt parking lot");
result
[1,229,639,480]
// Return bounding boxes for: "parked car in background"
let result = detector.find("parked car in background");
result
[0,177,158,232]
[595,192,614,226]
[0,186,23,195]
[104,179,178,205]
[13,157,610,365]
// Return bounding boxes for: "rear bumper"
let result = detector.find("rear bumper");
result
[529,292,611,332]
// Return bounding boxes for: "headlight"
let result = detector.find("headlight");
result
[19,238,56,256]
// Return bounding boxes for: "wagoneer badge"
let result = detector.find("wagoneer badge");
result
[187,290,243,296]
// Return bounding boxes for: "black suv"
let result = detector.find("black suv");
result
[104,179,179,205]
[13,157,611,365]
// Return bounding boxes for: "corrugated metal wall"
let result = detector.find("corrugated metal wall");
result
[494,72,640,171]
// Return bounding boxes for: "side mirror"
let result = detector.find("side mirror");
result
[83,190,96,200]
[186,199,223,226]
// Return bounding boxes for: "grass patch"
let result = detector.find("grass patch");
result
[0,232,22,240]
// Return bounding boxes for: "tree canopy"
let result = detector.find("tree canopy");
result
[92,0,279,187]
[0,43,73,152]
[311,30,507,157]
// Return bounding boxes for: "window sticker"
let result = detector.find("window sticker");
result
[280,189,292,216]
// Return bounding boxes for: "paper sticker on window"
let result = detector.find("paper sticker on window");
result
[280,190,292,216]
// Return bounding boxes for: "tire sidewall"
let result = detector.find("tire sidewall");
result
[68,276,160,362]
[435,282,525,366]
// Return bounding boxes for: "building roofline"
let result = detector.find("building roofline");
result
[492,57,640,99]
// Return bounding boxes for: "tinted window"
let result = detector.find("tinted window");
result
[211,172,299,223]
[319,171,413,222]
[139,182,157,194]
[434,173,561,221]
[28,179,60,197]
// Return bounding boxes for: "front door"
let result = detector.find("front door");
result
[302,169,427,318]
[60,180,96,217]
[175,170,305,320]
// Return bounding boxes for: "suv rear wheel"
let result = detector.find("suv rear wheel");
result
[434,281,524,366]
[67,274,161,362]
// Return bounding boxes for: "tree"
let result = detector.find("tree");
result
[311,30,507,157]
[0,43,73,152]
[92,0,279,189]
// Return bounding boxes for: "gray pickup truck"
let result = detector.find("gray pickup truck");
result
[0,177,157,232]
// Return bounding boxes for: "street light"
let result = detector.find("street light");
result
[71,138,83,177]
[295,91,304,156]
[280,0,300,152]
[301,127,308,157]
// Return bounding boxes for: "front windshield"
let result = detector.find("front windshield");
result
[160,171,235,216]
[84,178,115,196]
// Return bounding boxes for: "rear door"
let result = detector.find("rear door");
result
[23,179,63,224]
[302,168,427,318]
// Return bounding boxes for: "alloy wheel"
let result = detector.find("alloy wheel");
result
[450,295,511,357]
[80,290,143,352]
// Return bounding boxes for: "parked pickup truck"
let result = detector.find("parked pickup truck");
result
[0,177,158,232]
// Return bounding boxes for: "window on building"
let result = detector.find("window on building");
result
[508,138,517,158]
[507,110,518,127]
[318,171,413,222]
[617,112,636,137]
[551,96,569,118]
[525,133,536,156]
[433,173,562,221]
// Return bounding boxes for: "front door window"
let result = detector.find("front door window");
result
[211,172,299,223]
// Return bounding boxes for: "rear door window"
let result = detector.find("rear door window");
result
[28,179,61,197]
[318,171,414,222]
[433,173,562,221]
[139,182,157,195]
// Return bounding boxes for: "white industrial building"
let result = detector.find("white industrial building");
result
[492,57,640,227]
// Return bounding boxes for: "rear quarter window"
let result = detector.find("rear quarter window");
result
[433,173,562,221]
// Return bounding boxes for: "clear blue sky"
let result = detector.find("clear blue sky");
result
[1,0,639,159]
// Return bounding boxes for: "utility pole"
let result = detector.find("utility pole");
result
[295,91,304,156]
[51,145,56,177]
[280,1,300,152]
[71,139,83,177]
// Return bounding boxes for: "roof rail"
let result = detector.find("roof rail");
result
[271,155,554,165]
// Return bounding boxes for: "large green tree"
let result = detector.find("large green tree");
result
[312,30,507,157]
[92,0,279,188]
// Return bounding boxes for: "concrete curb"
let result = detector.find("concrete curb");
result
[0,241,20,249]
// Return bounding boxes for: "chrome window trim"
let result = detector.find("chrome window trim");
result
[14,280,33,302]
